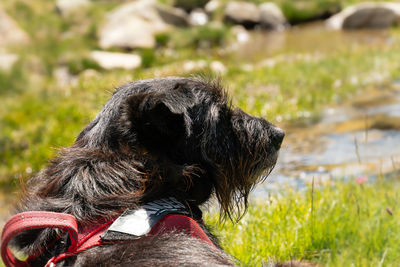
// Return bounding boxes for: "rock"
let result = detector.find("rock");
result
[205,0,221,14]
[224,1,260,29]
[54,66,78,87]
[174,0,209,12]
[189,9,208,26]
[80,69,100,79]
[327,2,400,29]
[0,9,29,47]
[210,61,227,74]
[99,0,188,49]
[155,5,189,27]
[90,51,141,70]
[0,53,19,71]
[259,2,287,30]
[55,0,91,16]
[231,25,250,43]
[183,60,207,72]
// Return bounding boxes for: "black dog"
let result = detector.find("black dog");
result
[4,77,284,266]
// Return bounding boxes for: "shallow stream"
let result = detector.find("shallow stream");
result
[232,22,395,60]
[238,23,400,194]
[258,82,400,194]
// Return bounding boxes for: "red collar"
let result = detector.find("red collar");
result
[1,211,214,267]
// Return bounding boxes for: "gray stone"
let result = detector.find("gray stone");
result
[224,1,260,28]
[155,5,188,27]
[210,60,227,74]
[182,60,207,73]
[189,9,208,26]
[327,2,400,29]
[231,25,250,43]
[55,0,91,16]
[0,53,19,71]
[205,0,221,14]
[54,66,78,87]
[90,51,141,70]
[259,2,287,30]
[99,0,188,49]
[0,9,29,47]
[80,69,100,79]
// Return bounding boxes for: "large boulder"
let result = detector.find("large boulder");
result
[99,0,188,49]
[0,8,29,47]
[327,2,400,29]
[223,1,287,30]
[224,1,260,29]
[259,2,288,30]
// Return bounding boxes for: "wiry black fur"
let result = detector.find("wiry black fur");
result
[9,77,284,266]
[65,233,234,267]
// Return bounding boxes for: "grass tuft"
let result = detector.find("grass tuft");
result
[206,178,400,266]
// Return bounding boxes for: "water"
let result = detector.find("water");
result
[230,22,394,62]
[231,23,400,194]
[258,85,400,194]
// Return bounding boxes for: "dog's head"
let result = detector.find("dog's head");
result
[74,77,284,220]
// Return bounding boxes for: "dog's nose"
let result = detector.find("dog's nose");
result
[271,126,285,150]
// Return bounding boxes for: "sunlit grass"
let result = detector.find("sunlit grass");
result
[224,44,400,123]
[2,29,400,184]
[1,1,400,265]
[0,72,134,183]
[206,177,400,266]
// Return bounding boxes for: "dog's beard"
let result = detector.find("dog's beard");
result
[213,151,278,222]
[240,145,281,218]
[259,152,279,183]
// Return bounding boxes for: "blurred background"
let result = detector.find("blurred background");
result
[1,0,400,265]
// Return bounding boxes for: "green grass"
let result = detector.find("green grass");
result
[2,0,400,183]
[206,177,400,266]
[0,71,136,183]
[1,1,400,265]
[277,0,394,23]
[1,178,399,266]
[223,43,400,123]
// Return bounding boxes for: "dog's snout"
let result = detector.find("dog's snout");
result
[271,126,285,150]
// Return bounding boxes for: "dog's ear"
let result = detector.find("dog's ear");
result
[120,91,193,149]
